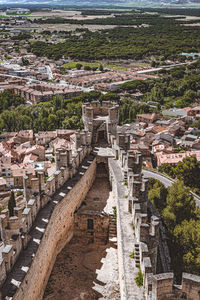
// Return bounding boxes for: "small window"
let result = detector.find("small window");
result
[87,219,94,230]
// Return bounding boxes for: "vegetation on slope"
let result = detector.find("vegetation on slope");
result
[120,61,200,108]
[29,14,200,61]
[160,156,200,192]
[0,90,152,132]
[149,176,200,280]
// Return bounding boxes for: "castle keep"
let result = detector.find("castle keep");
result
[0,101,200,300]
[82,101,119,144]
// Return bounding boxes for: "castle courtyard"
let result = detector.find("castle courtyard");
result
[43,165,120,300]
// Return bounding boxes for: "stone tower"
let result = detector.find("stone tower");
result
[82,101,119,144]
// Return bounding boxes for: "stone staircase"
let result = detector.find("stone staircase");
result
[109,215,117,245]
[93,131,97,143]
[134,243,140,268]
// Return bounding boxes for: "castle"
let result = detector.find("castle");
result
[0,101,199,300]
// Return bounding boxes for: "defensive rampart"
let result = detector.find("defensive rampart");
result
[14,158,96,300]
[108,158,128,300]
[108,130,200,300]
[0,155,96,300]
[13,158,96,300]
[1,101,200,300]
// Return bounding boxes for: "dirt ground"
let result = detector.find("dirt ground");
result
[43,171,119,300]
[78,176,111,214]
[28,10,82,19]
[43,239,109,300]
[43,166,120,300]
[29,10,112,21]
[33,23,117,33]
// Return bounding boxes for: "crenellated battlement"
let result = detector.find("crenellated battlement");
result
[0,137,92,293]
[1,101,200,300]
[82,101,119,144]
[74,130,92,149]
[146,272,200,300]
[108,125,200,300]
[82,101,119,119]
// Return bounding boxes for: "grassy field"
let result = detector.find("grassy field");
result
[62,61,150,71]
[62,61,127,71]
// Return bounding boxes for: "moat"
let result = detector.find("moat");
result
[43,162,120,300]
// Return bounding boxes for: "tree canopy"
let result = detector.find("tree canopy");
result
[162,181,196,233]
[8,191,16,217]
[0,90,25,113]
[148,179,168,211]
[174,219,200,274]
[160,156,200,192]
[29,14,200,61]
[148,178,200,278]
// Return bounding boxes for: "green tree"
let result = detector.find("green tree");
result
[174,156,200,189]
[191,118,200,129]
[84,65,91,71]
[100,92,120,103]
[47,113,58,130]
[0,90,24,113]
[0,110,17,131]
[183,89,196,103]
[99,64,104,71]
[148,180,168,211]
[129,107,136,122]
[160,163,175,178]
[120,79,149,93]
[8,191,16,217]
[162,181,196,233]
[53,95,65,111]
[174,219,200,274]
[22,57,30,66]
[76,63,83,70]
[171,68,185,79]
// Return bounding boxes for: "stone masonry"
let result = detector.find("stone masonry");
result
[0,101,200,300]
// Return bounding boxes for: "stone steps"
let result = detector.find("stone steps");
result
[109,227,117,233]
[109,229,116,234]
[109,224,116,228]
[109,216,117,240]
[134,243,140,267]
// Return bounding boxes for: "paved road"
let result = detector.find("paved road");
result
[142,169,174,188]
[136,62,190,75]
[142,169,200,207]
[46,65,53,80]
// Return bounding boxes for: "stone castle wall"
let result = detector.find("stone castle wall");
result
[108,130,200,300]
[1,101,200,300]
[108,158,128,300]
[82,101,119,144]
[12,158,96,300]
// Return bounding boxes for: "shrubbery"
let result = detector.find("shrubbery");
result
[135,268,143,287]
[148,177,200,278]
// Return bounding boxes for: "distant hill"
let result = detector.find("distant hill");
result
[1,0,200,7]
[137,0,200,2]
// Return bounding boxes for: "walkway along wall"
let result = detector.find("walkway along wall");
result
[108,130,200,300]
[108,158,127,300]
[11,158,96,300]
